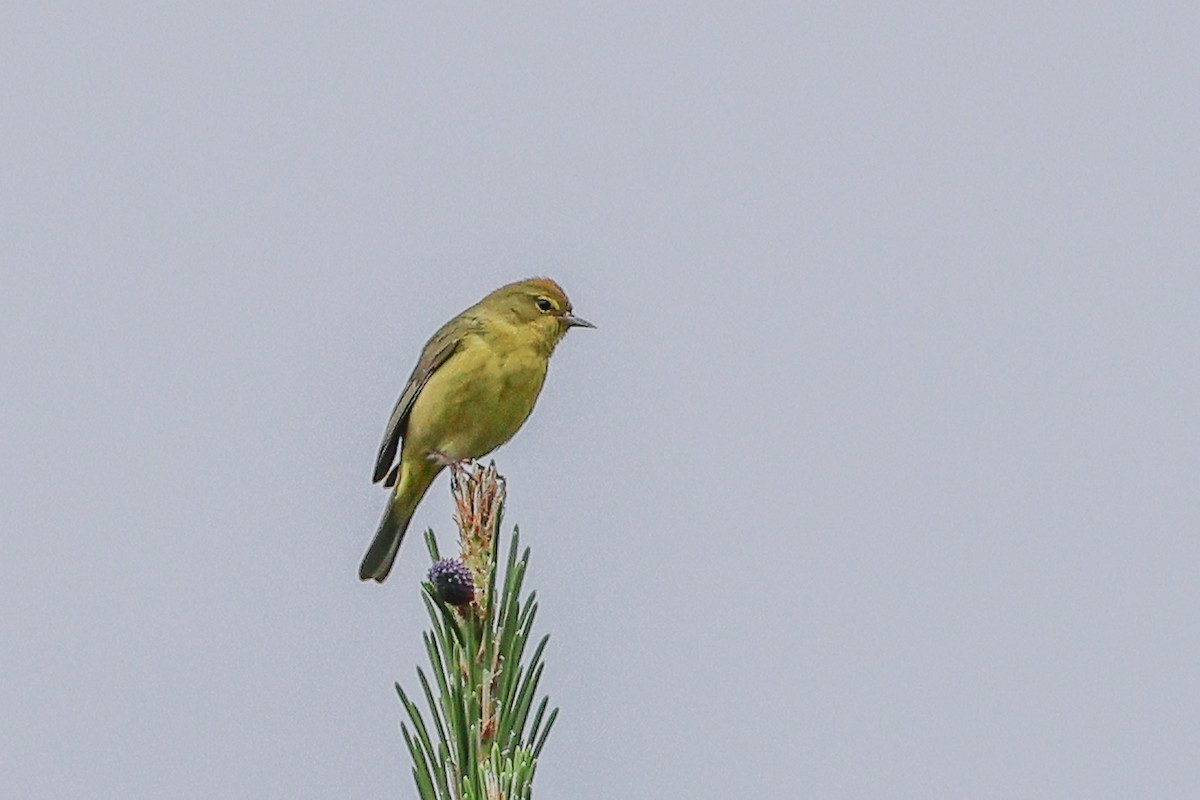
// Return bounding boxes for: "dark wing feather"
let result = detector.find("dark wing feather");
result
[372,318,471,483]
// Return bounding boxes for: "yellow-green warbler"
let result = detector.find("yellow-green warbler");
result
[360,278,593,582]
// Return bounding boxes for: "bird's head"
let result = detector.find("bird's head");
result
[488,277,594,349]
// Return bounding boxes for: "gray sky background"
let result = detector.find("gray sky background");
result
[3,3,1198,798]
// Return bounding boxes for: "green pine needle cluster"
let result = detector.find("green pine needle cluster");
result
[395,462,558,800]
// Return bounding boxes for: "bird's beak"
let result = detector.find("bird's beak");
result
[562,314,596,329]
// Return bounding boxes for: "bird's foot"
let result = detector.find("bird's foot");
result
[426,449,471,472]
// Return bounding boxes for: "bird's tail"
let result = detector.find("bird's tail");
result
[359,457,439,582]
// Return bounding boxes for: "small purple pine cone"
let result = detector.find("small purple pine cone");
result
[428,559,475,606]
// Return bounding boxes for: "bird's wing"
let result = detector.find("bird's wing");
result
[372,318,474,483]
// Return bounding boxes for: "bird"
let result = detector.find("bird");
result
[359,277,593,582]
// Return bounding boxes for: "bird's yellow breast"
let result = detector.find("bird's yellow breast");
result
[404,326,550,461]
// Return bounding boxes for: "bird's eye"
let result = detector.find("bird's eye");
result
[536,298,553,312]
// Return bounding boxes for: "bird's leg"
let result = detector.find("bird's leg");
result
[426,449,471,473]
